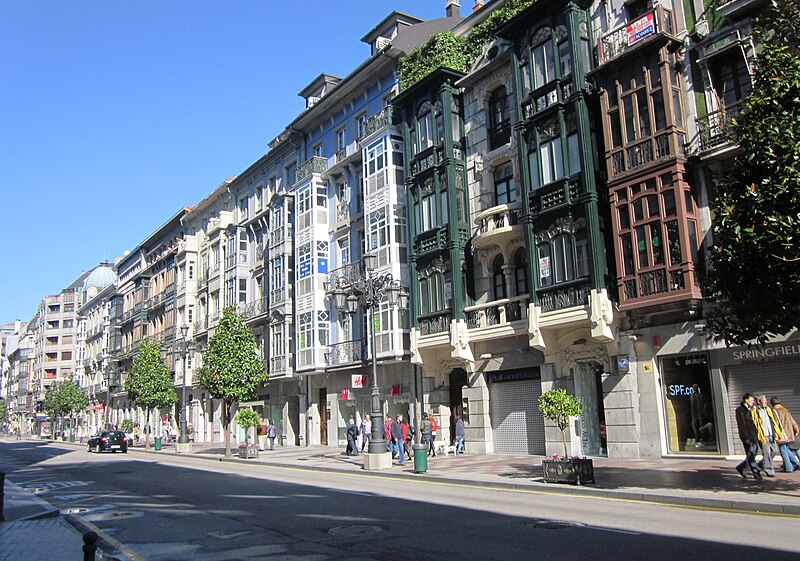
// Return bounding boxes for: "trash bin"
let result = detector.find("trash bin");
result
[412,444,428,473]
[154,437,162,451]
[70,433,75,443]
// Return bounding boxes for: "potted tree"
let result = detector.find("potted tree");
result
[538,388,594,485]
[236,408,260,459]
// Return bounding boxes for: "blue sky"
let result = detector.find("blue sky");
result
[0,0,450,324]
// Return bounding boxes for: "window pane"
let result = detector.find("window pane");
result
[637,90,651,137]
[568,133,581,175]
[623,95,636,141]
[650,222,664,265]
[529,151,541,189]
[636,225,649,268]
[666,220,682,265]
[633,198,645,221]
[538,244,552,286]
[653,91,666,131]
[559,39,572,77]
[420,281,430,314]
[619,205,631,229]
[576,238,589,278]
[646,194,659,218]
[684,190,694,214]
[621,233,635,276]
[662,189,676,217]
[610,111,622,148]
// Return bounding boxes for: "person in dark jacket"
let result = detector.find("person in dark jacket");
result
[420,412,433,456]
[735,393,763,480]
[346,417,359,456]
[391,414,405,465]
[384,416,394,455]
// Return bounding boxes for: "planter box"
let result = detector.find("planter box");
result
[542,458,595,485]
[238,444,259,459]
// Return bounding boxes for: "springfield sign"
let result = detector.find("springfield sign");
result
[731,343,800,362]
[627,12,656,46]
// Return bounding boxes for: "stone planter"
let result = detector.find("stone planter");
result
[238,444,259,459]
[541,458,595,485]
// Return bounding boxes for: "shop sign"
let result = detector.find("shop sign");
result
[731,343,800,362]
[94,404,105,412]
[390,384,402,396]
[668,384,702,397]
[488,368,540,383]
[351,374,368,389]
[627,12,656,46]
[340,389,350,400]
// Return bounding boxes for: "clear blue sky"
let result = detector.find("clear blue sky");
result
[0,1,450,324]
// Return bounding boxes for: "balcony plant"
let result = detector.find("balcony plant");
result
[537,388,594,485]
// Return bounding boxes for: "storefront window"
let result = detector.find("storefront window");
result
[661,353,718,453]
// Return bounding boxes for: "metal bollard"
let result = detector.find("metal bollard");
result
[82,530,98,561]
[1,471,5,521]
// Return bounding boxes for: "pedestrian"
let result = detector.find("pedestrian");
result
[420,412,433,456]
[454,415,465,454]
[257,417,268,451]
[403,417,413,460]
[360,414,371,452]
[769,397,800,473]
[735,393,763,479]
[384,415,395,455]
[754,395,783,477]
[391,414,405,465]
[429,414,438,457]
[134,423,141,444]
[267,419,277,451]
[346,417,359,456]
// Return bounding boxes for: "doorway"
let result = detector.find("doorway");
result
[449,368,468,442]
[318,388,328,445]
[574,362,607,456]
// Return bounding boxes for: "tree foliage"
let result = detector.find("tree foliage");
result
[236,408,259,444]
[705,0,800,345]
[43,378,88,419]
[125,338,177,447]
[197,307,268,456]
[398,0,534,91]
[538,388,583,458]
[0,399,7,423]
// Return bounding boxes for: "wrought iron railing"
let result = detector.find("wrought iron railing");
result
[464,295,529,329]
[296,156,328,182]
[325,339,367,367]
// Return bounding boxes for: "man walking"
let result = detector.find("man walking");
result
[755,395,783,477]
[735,393,762,480]
[420,412,433,456]
[266,419,277,451]
[257,417,268,451]
[346,417,359,456]
[384,415,394,454]
[360,414,371,453]
[391,414,405,465]
[770,397,800,472]
[454,415,465,454]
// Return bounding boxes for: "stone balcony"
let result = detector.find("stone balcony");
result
[472,202,524,250]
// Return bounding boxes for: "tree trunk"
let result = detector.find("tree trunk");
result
[561,428,569,459]
[223,399,232,457]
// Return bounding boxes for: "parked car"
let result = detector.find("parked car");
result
[87,430,128,453]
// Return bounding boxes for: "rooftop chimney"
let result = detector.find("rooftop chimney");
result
[473,0,485,12]
[446,0,461,17]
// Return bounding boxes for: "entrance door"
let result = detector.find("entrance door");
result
[449,369,468,442]
[318,388,327,445]
[574,363,607,456]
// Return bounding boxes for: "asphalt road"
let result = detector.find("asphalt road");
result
[2,441,798,561]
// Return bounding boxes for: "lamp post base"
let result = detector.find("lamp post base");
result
[362,451,392,471]
[175,442,193,454]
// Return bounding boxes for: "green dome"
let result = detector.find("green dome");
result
[83,263,117,291]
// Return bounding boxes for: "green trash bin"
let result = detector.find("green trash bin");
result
[70,433,75,443]
[412,444,428,473]
[154,437,162,451]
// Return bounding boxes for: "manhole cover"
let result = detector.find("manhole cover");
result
[528,520,583,530]
[85,511,143,521]
[63,507,90,514]
[24,487,46,494]
[328,525,383,537]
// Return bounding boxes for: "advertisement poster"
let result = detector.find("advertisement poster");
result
[627,12,655,46]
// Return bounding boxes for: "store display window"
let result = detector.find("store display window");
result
[661,353,718,453]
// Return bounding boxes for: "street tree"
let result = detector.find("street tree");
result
[125,338,177,449]
[538,388,583,458]
[235,408,259,446]
[43,378,88,439]
[0,399,7,424]
[197,307,268,457]
[705,0,800,345]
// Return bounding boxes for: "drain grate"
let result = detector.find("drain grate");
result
[528,520,584,530]
[62,507,90,514]
[328,525,383,537]
[85,510,143,522]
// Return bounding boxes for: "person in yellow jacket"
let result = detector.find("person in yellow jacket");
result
[753,395,784,477]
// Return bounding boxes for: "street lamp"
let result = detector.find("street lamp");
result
[325,254,408,459]
[176,325,194,452]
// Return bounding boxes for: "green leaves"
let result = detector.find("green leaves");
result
[197,307,268,409]
[705,0,800,345]
[125,338,177,410]
[235,408,259,431]
[538,388,583,432]
[43,378,88,418]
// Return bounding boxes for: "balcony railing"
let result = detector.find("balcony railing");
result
[270,229,286,246]
[325,261,366,291]
[598,7,675,66]
[465,295,529,329]
[325,339,367,367]
[270,287,286,305]
[357,107,393,141]
[620,264,701,307]
[240,296,268,319]
[417,311,452,336]
[335,148,348,163]
[473,203,523,249]
[607,130,686,178]
[696,101,744,153]
[538,281,590,313]
[296,155,328,182]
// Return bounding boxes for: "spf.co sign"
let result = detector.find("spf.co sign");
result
[351,375,368,389]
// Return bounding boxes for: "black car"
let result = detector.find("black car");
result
[87,430,128,453]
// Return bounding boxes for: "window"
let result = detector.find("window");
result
[418,272,445,315]
[493,255,506,300]
[365,138,386,195]
[710,51,752,108]
[317,310,329,347]
[514,249,528,296]
[369,206,389,250]
[488,87,510,149]
[188,262,194,280]
[336,182,349,204]
[417,102,433,152]
[338,238,350,267]
[239,197,249,221]
[297,185,312,215]
[270,256,284,290]
[494,163,516,205]
[285,162,297,186]
[298,243,312,279]
[336,128,347,160]
[316,184,327,208]
[298,312,312,349]
[313,143,323,157]
[532,28,556,89]
[356,113,367,139]
[537,218,588,287]
[529,117,564,189]
[238,278,247,304]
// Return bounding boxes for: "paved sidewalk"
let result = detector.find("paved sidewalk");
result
[133,438,800,515]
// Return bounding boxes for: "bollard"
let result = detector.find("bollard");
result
[0,471,5,521]
[82,530,98,561]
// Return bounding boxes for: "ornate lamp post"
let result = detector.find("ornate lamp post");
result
[176,325,194,453]
[326,253,408,463]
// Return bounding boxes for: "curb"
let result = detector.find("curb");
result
[40,440,800,516]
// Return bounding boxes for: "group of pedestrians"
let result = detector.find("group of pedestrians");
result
[734,393,800,480]
[256,417,277,451]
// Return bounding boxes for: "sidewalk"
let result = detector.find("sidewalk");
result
[139,438,800,516]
